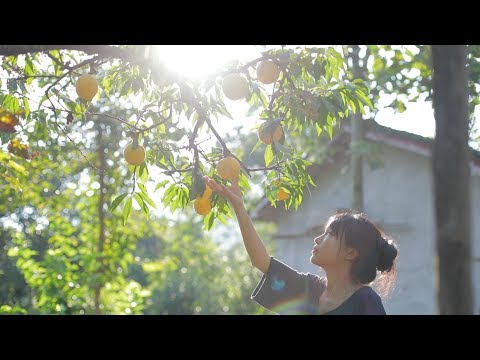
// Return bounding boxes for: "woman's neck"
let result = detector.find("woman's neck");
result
[322,265,361,300]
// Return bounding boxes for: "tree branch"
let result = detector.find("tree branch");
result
[0,45,131,60]
[87,104,172,133]
[47,52,67,69]
[246,160,286,172]
[201,115,251,177]
[159,159,286,175]
[5,74,61,81]
[162,167,194,176]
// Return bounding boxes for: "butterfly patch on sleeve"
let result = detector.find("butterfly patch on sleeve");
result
[271,276,285,291]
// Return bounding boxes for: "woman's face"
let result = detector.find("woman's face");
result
[310,227,344,267]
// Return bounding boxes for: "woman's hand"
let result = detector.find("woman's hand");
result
[203,175,245,211]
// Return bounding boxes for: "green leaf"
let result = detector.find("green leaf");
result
[101,76,112,96]
[250,139,263,155]
[24,56,35,85]
[133,192,144,208]
[22,97,30,118]
[326,117,333,139]
[354,98,365,115]
[134,192,150,217]
[33,121,49,141]
[109,193,129,212]
[355,89,373,109]
[137,182,148,195]
[216,101,233,120]
[74,103,83,116]
[207,211,215,230]
[142,203,150,218]
[138,191,157,209]
[2,95,20,112]
[264,144,274,167]
[373,57,385,72]
[218,213,228,225]
[123,197,132,225]
[120,79,133,96]
[163,186,178,206]
[274,141,293,155]
[301,158,313,166]
[155,180,170,191]
[170,196,180,212]
[7,160,28,175]
[348,99,357,114]
[139,164,149,182]
[331,91,345,112]
[203,211,212,230]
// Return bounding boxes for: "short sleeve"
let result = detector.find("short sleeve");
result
[251,257,319,314]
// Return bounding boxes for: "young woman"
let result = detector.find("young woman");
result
[204,175,399,315]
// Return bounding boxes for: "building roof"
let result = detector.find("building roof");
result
[251,119,480,222]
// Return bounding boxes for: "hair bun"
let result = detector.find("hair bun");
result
[376,237,398,273]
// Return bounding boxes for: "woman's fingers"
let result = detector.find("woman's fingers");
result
[204,176,226,194]
[203,175,239,201]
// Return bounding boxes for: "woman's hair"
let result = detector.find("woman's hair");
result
[326,212,399,298]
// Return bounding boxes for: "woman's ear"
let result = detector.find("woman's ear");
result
[345,247,359,262]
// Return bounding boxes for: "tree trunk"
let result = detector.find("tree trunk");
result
[350,45,365,212]
[431,45,473,314]
[94,120,107,315]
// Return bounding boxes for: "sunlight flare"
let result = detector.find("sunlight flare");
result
[152,45,262,79]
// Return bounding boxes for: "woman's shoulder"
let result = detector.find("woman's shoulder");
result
[354,286,386,315]
[305,273,326,289]
[356,286,382,300]
[305,273,327,298]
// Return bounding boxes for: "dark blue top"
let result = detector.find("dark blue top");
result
[251,257,386,315]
